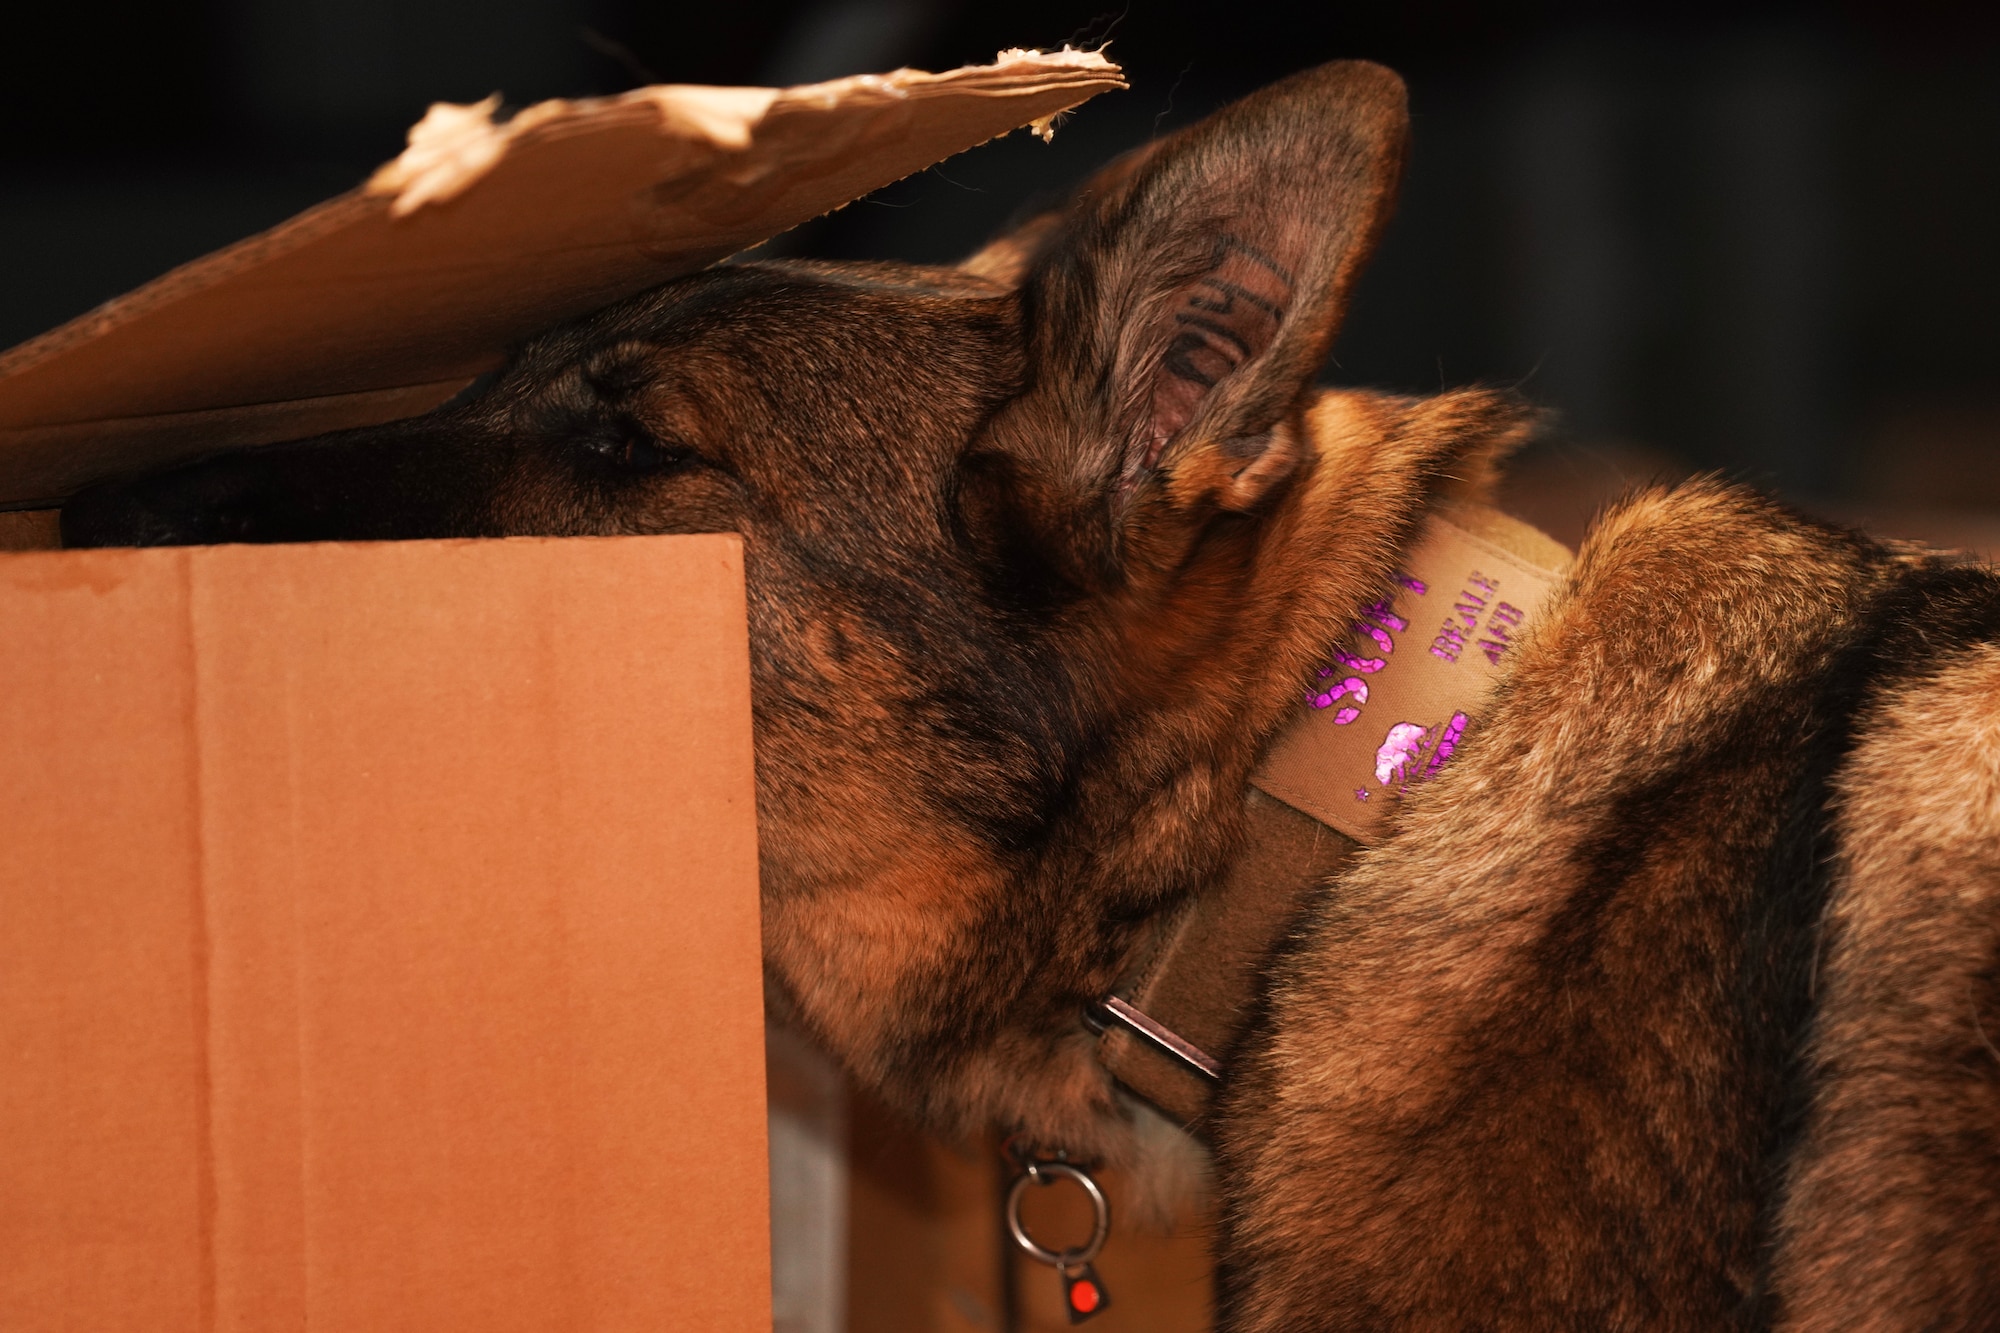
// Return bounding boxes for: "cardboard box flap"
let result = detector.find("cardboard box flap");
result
[0,48,1123,506]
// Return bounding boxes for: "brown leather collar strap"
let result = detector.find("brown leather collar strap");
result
[1095,789,1358,1131]
[1094,503,1573,1135]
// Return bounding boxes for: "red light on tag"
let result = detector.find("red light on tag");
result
[1063,1262,1111,1323]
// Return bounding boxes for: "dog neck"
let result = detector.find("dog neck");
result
[816,378,1544,1160]
[1093,492,1573,1134]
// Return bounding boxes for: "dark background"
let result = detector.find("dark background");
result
[6,1,1998,535]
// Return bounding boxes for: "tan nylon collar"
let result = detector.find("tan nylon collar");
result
[1094,504,1573,1132]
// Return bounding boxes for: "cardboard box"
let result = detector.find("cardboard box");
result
[0,534,766,1330]
[0,50,1121,507]
[0,51,1128,1329]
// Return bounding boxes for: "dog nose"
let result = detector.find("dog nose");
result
[59,419,498,547]
[62,458,263,548]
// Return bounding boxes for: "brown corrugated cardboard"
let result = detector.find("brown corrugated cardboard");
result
[0,533,766,1331]
[0,52,1130,1327]
[0,50,1122,506]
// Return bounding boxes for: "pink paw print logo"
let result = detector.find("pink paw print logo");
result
[1369,711,1471,793]
[1373,723,1428,785]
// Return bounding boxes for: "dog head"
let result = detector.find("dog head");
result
[65,61,1530,1158]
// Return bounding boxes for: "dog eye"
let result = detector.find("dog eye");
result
[585,426,693,477]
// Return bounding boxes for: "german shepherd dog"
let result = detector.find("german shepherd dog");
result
[64,62,2000,1329]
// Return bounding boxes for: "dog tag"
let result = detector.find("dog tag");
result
[1005,1152,1115,1324]
[1061,1260,1112,1323]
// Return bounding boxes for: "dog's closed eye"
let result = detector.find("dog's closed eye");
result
[579,420,696,479]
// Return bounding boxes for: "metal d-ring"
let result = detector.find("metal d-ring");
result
[1005,1160,1111,1269]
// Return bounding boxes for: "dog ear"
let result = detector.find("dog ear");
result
[961,211,1063,286]
[959,140,1172,287]
[982,61,1408,577]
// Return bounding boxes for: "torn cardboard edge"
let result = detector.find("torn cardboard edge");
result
[0,48,1124,507]
[365,46,1113,216]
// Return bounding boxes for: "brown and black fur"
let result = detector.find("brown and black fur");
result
[62,60,2000,1329]
[1213,493,2000,1328]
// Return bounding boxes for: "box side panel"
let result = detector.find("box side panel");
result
[192,534,768,1332]
[0,550,207,1332]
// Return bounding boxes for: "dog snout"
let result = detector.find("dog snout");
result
[62,454,273,548]
[59,420,499,549]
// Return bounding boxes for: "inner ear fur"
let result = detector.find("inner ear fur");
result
[979,61,1410,575]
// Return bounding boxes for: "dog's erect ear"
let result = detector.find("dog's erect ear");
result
[959,140,1172,287]
[982,61,1407,572]
[961,211,1063,286]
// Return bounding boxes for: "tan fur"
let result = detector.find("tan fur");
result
[1211,485,2000,1329]
[865,384,1534,1165]
[1771,644,2000,1327]
[1214,487,1885,1327]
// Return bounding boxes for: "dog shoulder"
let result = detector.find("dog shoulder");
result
[1212,481,1927,1330]
[1771,625,2000,1325]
